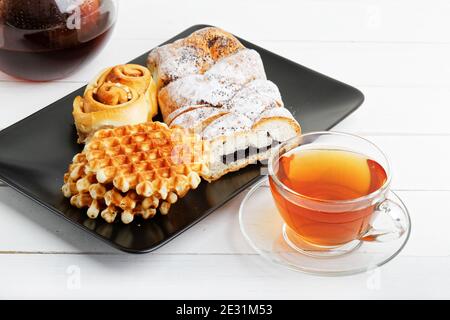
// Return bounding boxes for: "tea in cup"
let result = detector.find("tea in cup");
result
[268,132,406,256]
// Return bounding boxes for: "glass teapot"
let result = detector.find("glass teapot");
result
[0,0,118,81]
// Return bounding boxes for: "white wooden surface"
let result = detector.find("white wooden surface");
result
[0,0,449,299]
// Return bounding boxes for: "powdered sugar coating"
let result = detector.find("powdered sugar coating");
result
[224,79,283,121]
[253,106,296,124]
[205,49,266,85]
[166,104,209,126]
[148,27,245,89]
[202,113,253,140]
[170,106,229,131]
[162,74,242,109]
[164,78,296,139]
[148,42,213,86]
[151,27,300,146]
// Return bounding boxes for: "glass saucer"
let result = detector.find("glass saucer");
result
[239,178,411,276]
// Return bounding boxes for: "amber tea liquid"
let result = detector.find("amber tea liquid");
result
[269,148,388,246]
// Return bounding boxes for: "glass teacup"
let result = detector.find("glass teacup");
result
[268,132,408,257]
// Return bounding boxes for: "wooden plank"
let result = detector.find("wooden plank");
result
[0,186,248,254]
[257,41,450,88]
[1,102,448,187]
[333,87,450,135]
[0,253,448,299]
[0,0,446,300]
[0,184,447,257]
[0,82,81,130]
[1,84,449,134]
[2,40,450,87]
[112,0,450,43]
[362,135,450,190]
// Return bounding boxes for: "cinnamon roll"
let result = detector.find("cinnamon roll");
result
[73,64,157,143]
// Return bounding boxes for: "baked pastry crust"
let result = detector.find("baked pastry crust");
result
[147,27,245,91]
[73,64,158,143]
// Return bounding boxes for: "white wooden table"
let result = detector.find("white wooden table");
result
[1,0,449,299]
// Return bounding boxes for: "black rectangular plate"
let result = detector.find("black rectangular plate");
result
[0,25,364,253]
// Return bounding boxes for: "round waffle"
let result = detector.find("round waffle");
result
[62,122,209,224]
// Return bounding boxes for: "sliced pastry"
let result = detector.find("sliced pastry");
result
[147,27,244,90]
[148,27,301,181]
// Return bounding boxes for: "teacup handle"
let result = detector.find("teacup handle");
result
[360,195,408,243]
